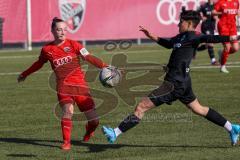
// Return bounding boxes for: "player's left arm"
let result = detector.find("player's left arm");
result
[197,35,239,44]
[79,47,108,69]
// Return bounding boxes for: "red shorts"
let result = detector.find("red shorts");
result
[57,93,95,112]
[218,21,237,36]
[57,83,95,112]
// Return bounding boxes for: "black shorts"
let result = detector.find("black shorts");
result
[148,78,196,106]
[201,21,215,35]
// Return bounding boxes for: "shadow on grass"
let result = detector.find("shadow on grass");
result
[6,154,37,158]
[0,137,232,154]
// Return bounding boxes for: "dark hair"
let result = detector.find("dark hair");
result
[180,10,201,28]
[51,17,64,30]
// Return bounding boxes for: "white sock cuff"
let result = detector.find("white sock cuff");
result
[114,127,122,137]
[224,121,232,132]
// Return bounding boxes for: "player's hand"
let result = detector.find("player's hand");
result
[139,26,151,38]
[139,26,158,42]
[17,74,26,83]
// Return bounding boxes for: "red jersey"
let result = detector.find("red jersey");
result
[214,0,239,24]
[40,39,87,86]
[21,39,107,95]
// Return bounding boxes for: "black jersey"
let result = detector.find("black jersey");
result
[199,2,216,31]
[199,2,215,22]
[157,31,230,82]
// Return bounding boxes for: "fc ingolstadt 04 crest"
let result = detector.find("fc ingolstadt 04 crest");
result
[59,0,86,33]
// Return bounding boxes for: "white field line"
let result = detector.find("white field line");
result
[0,55,37,59]
[0,71,52,76]
[1,64,240,76]
[191,65,240,69]
[0,49,163,59]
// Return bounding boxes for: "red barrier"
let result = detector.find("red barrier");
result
[0,0,207,43]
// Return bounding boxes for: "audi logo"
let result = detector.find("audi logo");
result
[156,0,207,25]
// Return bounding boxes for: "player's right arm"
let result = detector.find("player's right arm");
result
[139,26,173,49]
[17,49,48,83]
[212,0,223,16]
[197,34,239,44]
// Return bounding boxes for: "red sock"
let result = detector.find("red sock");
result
[61,118,72,144]
[86,120,99,133]
[221,50,229,65]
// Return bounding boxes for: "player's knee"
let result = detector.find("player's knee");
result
[62,104,74,118]
[62,112,73,119]
[231,46,239,53]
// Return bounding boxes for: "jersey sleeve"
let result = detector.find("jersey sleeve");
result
[39,48,49,63]
[157,37,173,49]
[21,48,48,77]
[74,41,91,60]
[197,35,230,44]
[74,41,107,68]
[214,0,222,12]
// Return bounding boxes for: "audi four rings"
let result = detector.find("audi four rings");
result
[156,0,207,25]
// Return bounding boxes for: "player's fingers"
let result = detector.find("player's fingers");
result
[139,25,146,31]
[17,78,22,83]
[17,75,25,83]
[139,28,147,33]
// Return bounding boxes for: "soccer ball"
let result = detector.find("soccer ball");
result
[99,66,122,88]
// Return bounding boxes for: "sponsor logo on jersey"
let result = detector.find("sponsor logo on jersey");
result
[173,43,182,49]
[223,9,238,14]
[59,0,86,33]
[63,47,72,53]
[53,56,73,67]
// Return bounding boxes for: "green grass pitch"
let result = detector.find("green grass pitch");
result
[0,44,240,160]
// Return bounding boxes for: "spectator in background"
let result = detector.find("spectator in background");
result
[213,0,240,73]
[198,0,218,65]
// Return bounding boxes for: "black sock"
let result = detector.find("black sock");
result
[208,46,215,59]
[205,108,227,127]
[118,114,140,132]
